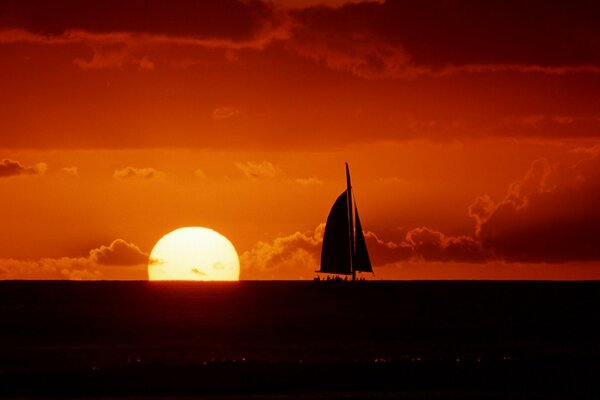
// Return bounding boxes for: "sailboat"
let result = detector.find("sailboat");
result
[317,163,373,280]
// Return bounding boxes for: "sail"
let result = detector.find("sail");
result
[353,205,373,272]
[319,190,352,275]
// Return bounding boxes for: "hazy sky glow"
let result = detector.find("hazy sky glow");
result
[1,0,600,280]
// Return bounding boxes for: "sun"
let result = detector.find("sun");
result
[148,227,240,281]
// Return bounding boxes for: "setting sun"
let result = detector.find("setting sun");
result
[2,1,600,398]
[148,227,239,281]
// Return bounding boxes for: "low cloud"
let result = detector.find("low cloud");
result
[89,239,149,266]
[404,227,485,263]
[0,159,47,178]
[60,166,79,176]
[235,161,284,179]
[241,148,600,278]
[470,152,600,263]
[212,107,241,120]
[240,223,484,279]
[114,166,165,180]
[295,177,323,185]
[376,149,600,264]
[240,225,324,279]
[0,257,100,280]
[0,239,148,280]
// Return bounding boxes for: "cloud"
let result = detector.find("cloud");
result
[212,107,241,120]
[403,227,485,263]
[359,228,484,265]
[493,115,600,138]
[570,144,600,156]
[470,152,600,263]
[287,1,600,78]
[0,1,290,49]
[235,163,324,185]
[72,44,154,70]
[89,239,149,266]
[240,223,484,279]
[235,161,284,179]
[240,225,324,279]
[0,257,99,280]
[295,177,323,185]
[398,150,600,264]
[0,239,148,280]
[434,64,600,76]
[241,149,600,278]
[2,1,599,77]
[288,29,414,79]
[60,166,79,176]
[114,166,165,180]
[0,159,47,178]
[73,44,129,69]
[375,150,600,265]
[276,0,384,9]
[395,149,600,264]
[0,1,291,72]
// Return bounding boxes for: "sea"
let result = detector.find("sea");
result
[0,280,599,399]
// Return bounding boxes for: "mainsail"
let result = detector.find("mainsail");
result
[319,191,352,275]
[318,163,372,279]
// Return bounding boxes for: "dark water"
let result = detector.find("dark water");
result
[1,280,599,398]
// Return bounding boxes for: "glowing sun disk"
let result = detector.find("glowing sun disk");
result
[148,227,240,281]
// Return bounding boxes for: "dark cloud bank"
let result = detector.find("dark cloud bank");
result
[243,148,600,276]
[1,1,600,149]
[2,0,599,72]
[0,0,279,42]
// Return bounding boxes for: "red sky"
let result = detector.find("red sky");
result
[1,0,600,280]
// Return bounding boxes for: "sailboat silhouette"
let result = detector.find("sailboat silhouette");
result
[317,163,372,280]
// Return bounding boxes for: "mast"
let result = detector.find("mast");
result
[318,162,371,279]
[345,162,355,281]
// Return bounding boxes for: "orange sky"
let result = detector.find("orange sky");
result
[1,0,600,280]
